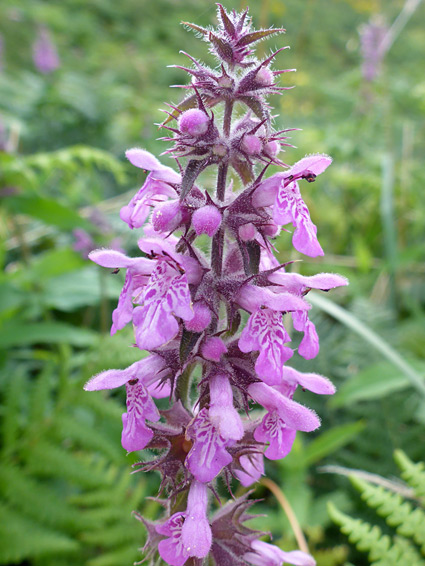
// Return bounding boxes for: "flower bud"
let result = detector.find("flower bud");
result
[239,223,257,241]
[264,140,280,157]
[263,221,280,238]
[241,134,262,155]
[192,205,222,237]
[184,302,212,332]
[256,66,274,86]
[178,109,209,136]
[201,336,227,362]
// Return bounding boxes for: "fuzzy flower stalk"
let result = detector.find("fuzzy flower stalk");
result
[85,6,347,565]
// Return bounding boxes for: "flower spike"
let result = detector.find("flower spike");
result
[85,6,347,566]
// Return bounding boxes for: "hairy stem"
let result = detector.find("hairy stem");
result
[211,100,233,278]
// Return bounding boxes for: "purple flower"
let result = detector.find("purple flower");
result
[156,481,212,565]
[83,8,348,564]
[252,155,332,257]
[184,302,212,332]
[157,513,188,566]
[236,283,310,314]
[84,355,169,452]
[245,540,316,566]
[133,259,194,350]
[89,249,153,335]
[121,149,180,230]
[359,19,388,82]
[234,452,264,487]
[32,27,60,74]
[178,109,210,136]
[192,205,222,237]
[248,382,320,460]
[280,366,335,396]
[239,307,294,385]
[181,481,212,558]
[185,408,233,483]
[209,373,244,442]
[72,228,95,259]
[201,337,228,362]
[266,271,348,360]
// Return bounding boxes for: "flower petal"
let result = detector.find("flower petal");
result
[133,302,180,350]
[185,408,233,482]
[280,366,335,395]
[181,481,212,558]
[273,181,323,257]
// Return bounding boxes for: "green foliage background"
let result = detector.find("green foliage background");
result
[0,0,424,565]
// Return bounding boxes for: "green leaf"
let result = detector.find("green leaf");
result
[295,421,365,468]
[0,282,25,317]
[42,267,122,311]
[308,293,425,398]
[330,360,425,408]
[0,321,97,348]
[29,248,85,281]
[5,195,92,231]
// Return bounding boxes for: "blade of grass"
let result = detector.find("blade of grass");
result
[260,478,309,554]
[380,152,398,309]
[308,293,425,398]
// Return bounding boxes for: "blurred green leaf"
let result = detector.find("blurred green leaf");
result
[293,422,365,468]
[0,321,97,348]
[331,360,425,408]
[5,195,92,231]
[0,282,25,317]
[309,293,425,397]
[42,267,122,311]
[29,248,86,280]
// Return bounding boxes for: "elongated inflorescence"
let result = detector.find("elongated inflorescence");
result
[85,5,347,565]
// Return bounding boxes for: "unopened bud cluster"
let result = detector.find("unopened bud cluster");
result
[85,5,347,566]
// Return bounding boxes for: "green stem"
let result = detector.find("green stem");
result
[176,363,195,407]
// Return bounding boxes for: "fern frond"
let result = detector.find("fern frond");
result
[0,503,79,564]
[20,146,126,185]
[86,545,140,566]
[0,369,27,456]
[53,413,123,464]
[81,523,142,547]
[395,449,425,503]
[23,440,109,488]
[0,465,82,532]
[350,475,425,553]
[327,502,425,566]
[28,363,54,426]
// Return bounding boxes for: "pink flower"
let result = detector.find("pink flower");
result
[234,452,264,487]
[33,27,60,74]
[156,481,212,565]
[239,307,294,385]
[133,259,194,350]
[208,373,243,442]
[252,154,332,257]
[192,205,222,237]
[245,540,316,566]
[89,249,153,335]
[248,382,320,460]
[185,408,233,482]
[121,149,180,230]
[84,355,169,452]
